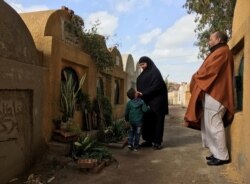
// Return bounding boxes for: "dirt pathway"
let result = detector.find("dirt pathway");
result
[14,105,239,184]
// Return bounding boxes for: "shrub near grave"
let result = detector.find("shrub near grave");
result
[98,119,129,148]
[72,135,113,171]
[60,72,86,126]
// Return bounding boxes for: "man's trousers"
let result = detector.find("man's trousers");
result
[201,93,229,160]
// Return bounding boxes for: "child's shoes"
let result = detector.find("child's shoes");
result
[128,144,133,150]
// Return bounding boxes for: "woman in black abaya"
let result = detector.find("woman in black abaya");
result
[136,56,168,149]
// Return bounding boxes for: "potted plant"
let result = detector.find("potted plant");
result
[72,135,112,169]
[60,72,86,126]
[98,119,129,148]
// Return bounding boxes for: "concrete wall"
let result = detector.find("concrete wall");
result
[0,1,45,183]
[227,0,250,182]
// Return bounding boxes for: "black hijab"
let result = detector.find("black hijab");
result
[138,56,155,70]
[136,56,168,113]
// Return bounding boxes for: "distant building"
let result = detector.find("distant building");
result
[168,82,190,107]
[177,82,189,107]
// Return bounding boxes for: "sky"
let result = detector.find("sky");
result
[5,0,203,83]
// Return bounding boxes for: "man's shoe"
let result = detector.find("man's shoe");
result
[140,142,152,147]
[206,155,214,160]
[207,157,230,166]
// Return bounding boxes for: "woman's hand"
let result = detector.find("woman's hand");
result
[136,91,143,97]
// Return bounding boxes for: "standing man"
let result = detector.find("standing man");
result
[185,31,234,166]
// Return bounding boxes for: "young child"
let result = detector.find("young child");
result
[125,88,150,151]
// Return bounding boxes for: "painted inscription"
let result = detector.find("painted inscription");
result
[0,100,22,139]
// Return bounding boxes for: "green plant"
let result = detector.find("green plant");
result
[73,136,112,162]
[83,147,112,161]
[99,119,129,143]
[66,14,115,72]
[76,90,92,111]
[92,95,113,128]
[60,72,86,121]
[65,121,81,134]
[81,31,114,72]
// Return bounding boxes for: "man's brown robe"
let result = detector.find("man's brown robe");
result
[184,43,234,130]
